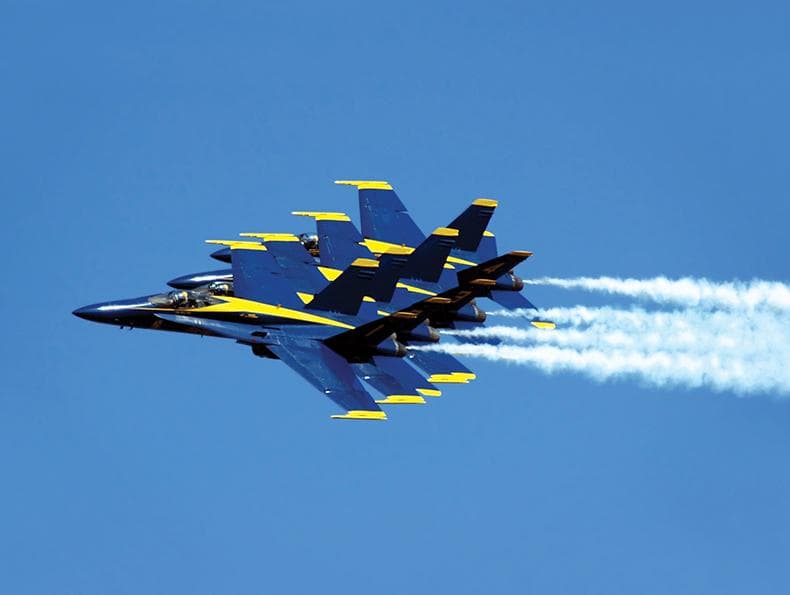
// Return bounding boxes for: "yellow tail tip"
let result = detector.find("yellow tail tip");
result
[334,180,393,190]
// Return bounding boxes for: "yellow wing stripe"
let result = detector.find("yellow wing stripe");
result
[187,296,354,329]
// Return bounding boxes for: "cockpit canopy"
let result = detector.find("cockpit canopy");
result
[149,282,233,308]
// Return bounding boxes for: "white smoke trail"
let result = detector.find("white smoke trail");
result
[416,342,790,395]
[437,306,790,395]
[523,276,790,311]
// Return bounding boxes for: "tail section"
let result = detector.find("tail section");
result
[400,227,458,283]
[291,211,370,269]
[205,240,303,309]
[336,180,426,247]
[446,198,498,252]
[306,258,381,316]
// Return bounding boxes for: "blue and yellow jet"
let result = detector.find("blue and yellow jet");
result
[74,182,543,420]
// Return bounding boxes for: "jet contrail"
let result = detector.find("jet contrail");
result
[460,306,783,353]
[436,306,790,395]
[522,276,790,311]
[415,342,790,395]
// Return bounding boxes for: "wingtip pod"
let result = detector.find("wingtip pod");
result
[473,198,499,208]
[375,396,426,405]
[511,250,533,258]
[335,180,393,190]
[291,211,351,222]
[530,320,556,330]
[331,410,388,420]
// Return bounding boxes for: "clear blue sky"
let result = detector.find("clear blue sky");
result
[2,1,789,593]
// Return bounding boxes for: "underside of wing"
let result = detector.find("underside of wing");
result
[263,335,386,420]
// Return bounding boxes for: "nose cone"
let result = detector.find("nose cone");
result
[210,247,232,263]
[72,302,114,322]
[167,269,233,289]
[72,297,152,325]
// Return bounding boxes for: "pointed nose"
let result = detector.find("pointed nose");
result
[72,304,103,321]
[210,247,232,263]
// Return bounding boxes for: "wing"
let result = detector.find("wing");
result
[263,335,386,420]
[325,251,532,355]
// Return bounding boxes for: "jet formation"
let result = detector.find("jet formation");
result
[74,180,553,420]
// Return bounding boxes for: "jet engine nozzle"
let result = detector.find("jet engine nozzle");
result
[494,273,524,292]
[454,303,487,323]
[374,335,408,357]
[398,322,440,343]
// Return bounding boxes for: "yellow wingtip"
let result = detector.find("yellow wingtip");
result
[331,410,388,420]
[531,320,557,330]
[416,388,442,397]
[473,198,499,207]
[427,372,477,384]
[375,396,426,405]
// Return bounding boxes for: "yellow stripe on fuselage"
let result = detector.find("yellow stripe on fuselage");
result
[182,296,354,329]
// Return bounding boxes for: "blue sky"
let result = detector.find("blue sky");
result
[2,1,789,593]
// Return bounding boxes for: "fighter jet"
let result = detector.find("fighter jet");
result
[74,227,533,419]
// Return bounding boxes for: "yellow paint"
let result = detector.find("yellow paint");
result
[473,198,499,207]
[427,372,477,384]
[331,410,388,420]
[318,266,342,281]
[360,238,414,255]
[186,296,354,329]
[511,250,533,258]
[334,180,393,190]
[483,230,495,237]
[291,211,351,222]
[530,320,557,330]
[375,396,426,405]
[447,255,477,266]
[416,388,442,397]
[297,292,314,304]
[239,233,301,242]
[205,240,267,251]
[351,258,379,268]
[432,227,459,237]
